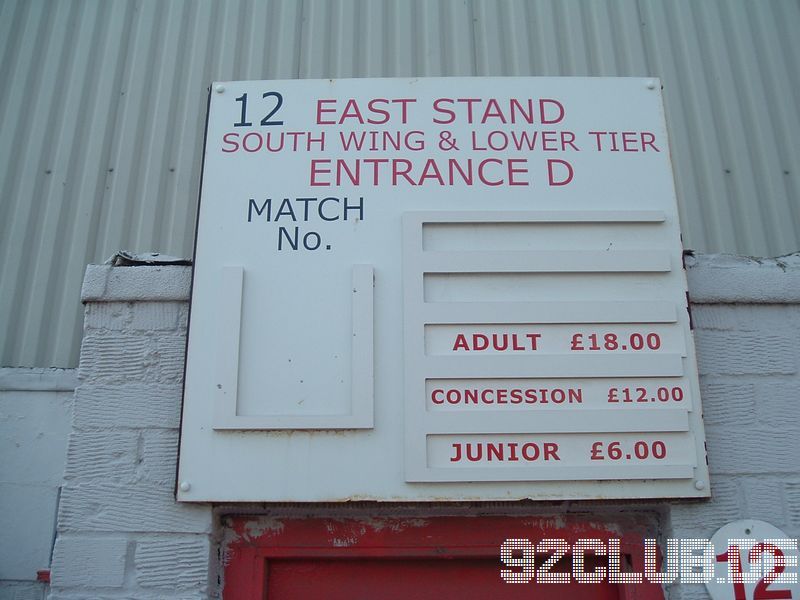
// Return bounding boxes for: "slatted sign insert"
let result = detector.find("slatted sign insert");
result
[403,211,700,482]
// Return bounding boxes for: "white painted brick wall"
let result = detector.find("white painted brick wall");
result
[48,266,213,600]
[50,538,127,587]
[667,254,800,600]
[47,256,800,599]
[134,537,210,590]
[73,383,182,429]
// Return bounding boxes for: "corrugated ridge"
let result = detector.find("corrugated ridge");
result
[0,0,798,367]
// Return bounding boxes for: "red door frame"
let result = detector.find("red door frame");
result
[222,515,666,599]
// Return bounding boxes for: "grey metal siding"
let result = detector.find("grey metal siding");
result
[1,0,798,367]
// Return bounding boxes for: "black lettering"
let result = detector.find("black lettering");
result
[248,198,270,222]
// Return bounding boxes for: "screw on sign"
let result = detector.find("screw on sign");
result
[707,520,800,600]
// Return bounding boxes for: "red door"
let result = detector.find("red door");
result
[223,516,665,599]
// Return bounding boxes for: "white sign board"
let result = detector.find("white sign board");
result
[178,77,710,502]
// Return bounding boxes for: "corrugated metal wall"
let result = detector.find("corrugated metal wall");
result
[1,0,798,368]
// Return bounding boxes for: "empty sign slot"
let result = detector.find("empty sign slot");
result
[424,272,673,303]
[422,222,668,252]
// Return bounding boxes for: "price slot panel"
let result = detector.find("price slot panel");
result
[402,211,707,486]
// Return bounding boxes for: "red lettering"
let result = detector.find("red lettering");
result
[541,130,558,151]
[316,99,337,124]
[609,131,619,151]
[362,158,387,185]
[336,160,359,185]
[481,98,506,124]
[450,443,462,462]
[641,132,659,152]
[561,131,579,151]
[508,159,528,186]
[242,132,263,152]
[457,98,481,123]
[432,98,456,124]
[487,443,504,461]
[453,334,470,351]
[392,99,416,123]
[547,159,573,186]
[539,98,565,124]
[477,159,503,186]
[509,99,534,124]
[525,333,542,350]
[589,131,605,151]
[392,159,415,186]
[622,131,638,151]
[544,443,560,461]
[418,159,445,185]
[310,159,331,186]
[366,98,390,124]
[340,99,364,123]
[473,334,489,351]
[222,133,239,152]
[466,443,482,462]
[522,443,540,461]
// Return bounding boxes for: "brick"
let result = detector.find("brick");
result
[139,430,179,483]
[692,304,800,332]
[178,304,189,329]
[784,482,800,528]
[695,331,797,375]
[741,478,786,527]
[135,536,209,589]
[691,305,741,331]
[64,431,139,481]
[73,383,182,429]
[77,333,154,382]
[84,302,132,331]
[130,302,181,331]
[669,479,741,536]
[154,334,186,383]
[81,265,191,302]
[697,381,755,426]
[58,483,211,534]
[685,253,800,303]
[50,537,127,587]
[705,425,800,475]
[667,584,710,600]
[755,381,800,427]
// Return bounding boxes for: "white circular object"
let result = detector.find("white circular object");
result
[179,481,191,492]
[706,520,799,600]
[215,85,225,94]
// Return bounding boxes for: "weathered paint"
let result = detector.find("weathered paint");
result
[221,516,666,599]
